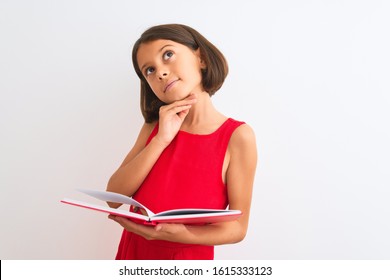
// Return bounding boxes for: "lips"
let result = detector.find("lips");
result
[164,79,179,93]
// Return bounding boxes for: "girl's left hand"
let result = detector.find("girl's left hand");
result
[108,215,188,242]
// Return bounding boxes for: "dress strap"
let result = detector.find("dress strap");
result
[146,122,159,145]
[215,118,245,159]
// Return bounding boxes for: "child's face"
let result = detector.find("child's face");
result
[137,39,205,104]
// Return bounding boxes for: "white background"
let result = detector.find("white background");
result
[1,0,389,259]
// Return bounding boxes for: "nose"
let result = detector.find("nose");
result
[157,68,169,80]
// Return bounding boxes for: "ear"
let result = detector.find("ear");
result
[194,48,207,70]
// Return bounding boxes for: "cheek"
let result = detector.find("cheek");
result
[182,66,203,84]
[191,70,204,88]
[145,78,160,94]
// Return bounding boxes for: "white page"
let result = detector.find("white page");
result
[77,189,155,217]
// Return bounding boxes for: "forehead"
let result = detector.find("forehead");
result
[136,39,191,65]
[139,39,178,51]
[137,39,174,59]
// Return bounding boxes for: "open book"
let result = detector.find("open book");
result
[61,189,242,225]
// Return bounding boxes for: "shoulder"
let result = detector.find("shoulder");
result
[228,122,257,157]
[230,122,256,146]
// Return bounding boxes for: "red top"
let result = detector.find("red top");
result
[115,118,245,260]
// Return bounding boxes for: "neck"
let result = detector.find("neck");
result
[180,91,226,133]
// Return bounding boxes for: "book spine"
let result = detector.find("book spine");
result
[143,219,157,226]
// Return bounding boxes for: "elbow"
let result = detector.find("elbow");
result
[229,225,247,244]
[105,177,123,208]
[106,173,136,197]
[235,229,247,243]
[106,175,116,193]
[107,201,122,209]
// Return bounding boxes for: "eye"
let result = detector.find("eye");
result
[145,66,155,76]
[163,51,174,60]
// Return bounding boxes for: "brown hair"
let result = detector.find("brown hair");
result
[132,24,229,123]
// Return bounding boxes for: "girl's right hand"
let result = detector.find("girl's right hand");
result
[154,93,197,147]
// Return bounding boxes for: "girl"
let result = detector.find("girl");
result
[107,24,257,260]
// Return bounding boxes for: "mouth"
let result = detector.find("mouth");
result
[164,79,179,93]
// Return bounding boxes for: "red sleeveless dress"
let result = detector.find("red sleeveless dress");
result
[115,118,244,260]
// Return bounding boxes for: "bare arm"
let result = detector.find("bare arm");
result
[106,122,165,197]
[109,123,257,245]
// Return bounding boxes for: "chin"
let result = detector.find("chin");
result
[164,92,190,103]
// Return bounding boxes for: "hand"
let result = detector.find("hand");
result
[154,94,197,146]
[108,215,189,242]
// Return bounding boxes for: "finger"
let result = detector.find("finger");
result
[176,108,190,121]
[172,104,192,114]
[110,216,156,237]
[154,223,181,234]
[160,104,192,118]
[183,93,197,101]
[108,214,116,221]
[161,96,197,111]
[115,216,134,227]
[180,96,197,104]
[155,223,171,232]
[108,215,133,228]
[160,101,195,114]
[113,217,141,234]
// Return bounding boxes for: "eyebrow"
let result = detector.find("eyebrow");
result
[140,44,174,72]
